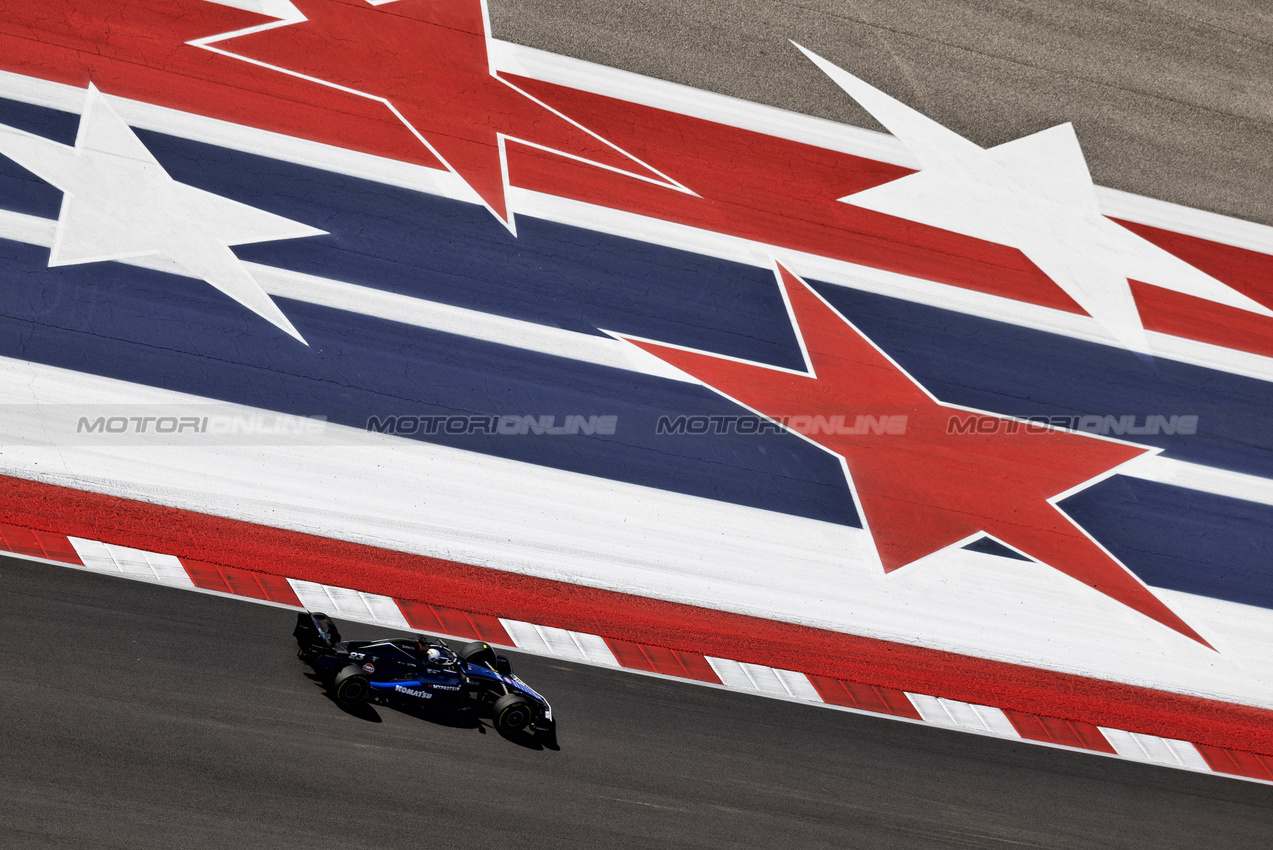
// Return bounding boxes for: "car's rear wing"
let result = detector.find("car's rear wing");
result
[293,611,342,652]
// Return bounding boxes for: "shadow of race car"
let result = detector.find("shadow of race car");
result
[293,612,553,738]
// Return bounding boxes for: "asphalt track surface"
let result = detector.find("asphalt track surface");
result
[492,0,1273,227]
[2,555,1271,850]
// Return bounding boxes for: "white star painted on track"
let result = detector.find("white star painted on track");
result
[794,43,1273,353]
[0,83,324,343]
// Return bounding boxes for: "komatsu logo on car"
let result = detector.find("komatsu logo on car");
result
[394,685,432,699]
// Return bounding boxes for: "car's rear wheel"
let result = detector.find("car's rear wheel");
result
[332,664,370,707]
[492,693,533,734]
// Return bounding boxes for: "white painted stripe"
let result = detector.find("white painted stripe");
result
[705,658,823,701]
[202,0,304,23]
[67,537,196,589]
[907,694,1019,737]
[706,658,777,693]
[967,704,1019,737]
[359,592,413,630]
[1120,455,1273,508]
[1095,186,1273,259]
[286,579,411,630]
[498,619,620,666]
[1099,728,1212,770]
[906,694,954,726]
[0,209,54,246]
[251,263,692,382]
[772,669,824,702]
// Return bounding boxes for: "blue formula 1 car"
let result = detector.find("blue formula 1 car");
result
[292,612,553,737]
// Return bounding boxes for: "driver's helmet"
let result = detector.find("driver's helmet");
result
[425,647,447,667]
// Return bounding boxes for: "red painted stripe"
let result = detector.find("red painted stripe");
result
[503,77,1082,316]
[396,599,512,645]
[0,523,81,564]
[3,473,1273,756]
[808,676,922,719]
[1131,280,1273,361]
[605,638,722,684]
[1195,745,1273,782]
[0,2,444,171]
[183,560,303,607]
[1003,710,1117,753]
[1117,219,1273,316]
[509,76,1273,363]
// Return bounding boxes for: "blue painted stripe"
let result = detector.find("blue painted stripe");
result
[0,95,95,220]
[812,283,1273,480]
[1062,477,1273,611]
[0,96,79,145]
[134,128,808,373]
[0,237,857,525]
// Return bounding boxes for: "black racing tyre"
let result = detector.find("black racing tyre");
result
[458,640,500,669]
[332,665,370,707]
[492,693,533,734]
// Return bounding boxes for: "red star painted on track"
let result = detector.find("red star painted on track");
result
[194,0,685,230]
[623,263,1209,646]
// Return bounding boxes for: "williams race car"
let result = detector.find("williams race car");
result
[293,612,553,737]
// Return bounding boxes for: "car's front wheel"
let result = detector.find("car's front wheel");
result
[491,693,533,734]
[332,664,370,707]
[458,640,500,669]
